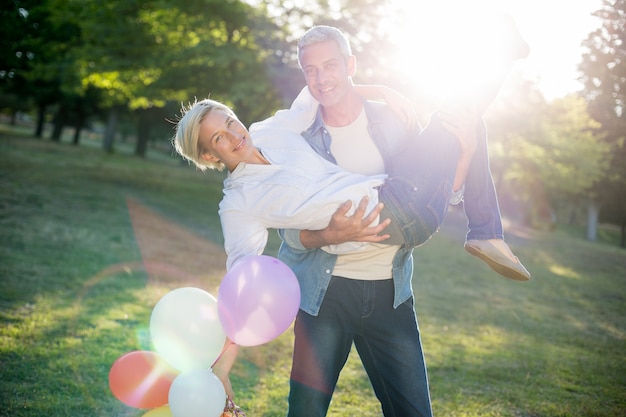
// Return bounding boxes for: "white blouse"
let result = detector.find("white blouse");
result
[220,88,387,270]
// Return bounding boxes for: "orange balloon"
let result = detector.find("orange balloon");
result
[109,350,179,409]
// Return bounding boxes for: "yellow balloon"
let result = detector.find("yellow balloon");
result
[142,406,173,417]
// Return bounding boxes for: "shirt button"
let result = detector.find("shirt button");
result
[325,269,331,274]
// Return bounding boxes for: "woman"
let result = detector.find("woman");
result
[172,87,529,280]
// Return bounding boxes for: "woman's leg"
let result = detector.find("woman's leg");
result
[462,120,504,240]
[378,115,462,247]
[461,122,531,281]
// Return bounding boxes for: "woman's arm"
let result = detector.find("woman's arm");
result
[354,84,421,132]
[211,339,239,400]
[249,86,318,135]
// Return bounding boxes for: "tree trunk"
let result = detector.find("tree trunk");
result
[35,104,46,138]
[568,206,577,225]
[72,111,86,145]
[50,105,67,142]
[135,110,150,158]
[103,107,118,153]
[50,120,63,142]
[72,125,82,145]
[586,200,599,241]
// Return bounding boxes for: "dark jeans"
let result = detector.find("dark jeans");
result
[287,277,432,417]
[379,116,502,247]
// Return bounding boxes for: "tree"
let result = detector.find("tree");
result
[486,81,610,230]
[58,0,289,156]
[250,0,397,80]
[579,0,626,246]
[0,0,81,138]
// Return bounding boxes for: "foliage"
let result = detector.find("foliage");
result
[486,82,611,228]
[0,0,84,137]
[539,96,610,198]
[54,0,288,123]
[233,0,399,83]
[579,0,626,237]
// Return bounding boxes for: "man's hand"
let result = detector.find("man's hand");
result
[300,197,391,249]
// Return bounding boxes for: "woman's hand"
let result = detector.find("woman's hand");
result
[438,103,478,155]
[380,86,421,132]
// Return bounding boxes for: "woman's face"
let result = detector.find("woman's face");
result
[198,109,256,171]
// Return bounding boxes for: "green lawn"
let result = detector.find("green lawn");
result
[1,128,625,417]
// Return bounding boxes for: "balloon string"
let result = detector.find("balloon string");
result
[211,339,235,368]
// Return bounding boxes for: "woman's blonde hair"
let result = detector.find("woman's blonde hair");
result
[172,98,237,171]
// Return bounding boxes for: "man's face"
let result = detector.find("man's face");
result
[299,40,356,109]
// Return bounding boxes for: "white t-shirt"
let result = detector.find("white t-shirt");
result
[324,108,399,280]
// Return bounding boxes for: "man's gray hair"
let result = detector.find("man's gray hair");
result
[297,25,352,66]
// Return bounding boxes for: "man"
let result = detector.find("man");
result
[277,25,472,417]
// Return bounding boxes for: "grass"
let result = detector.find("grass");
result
[1,126,625,417]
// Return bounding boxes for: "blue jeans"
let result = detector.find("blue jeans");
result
[463,121,503,240]
[378,116,502,247]
[287,277,432,417]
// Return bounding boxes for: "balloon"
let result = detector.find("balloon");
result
[142,406,173,417]
[218,255,300,346]
[168,368,226,417]
[150,287,226,371]
[108,350,178,409]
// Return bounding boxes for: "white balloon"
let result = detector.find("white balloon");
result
[150,287,226,371]
[168,369,226,417]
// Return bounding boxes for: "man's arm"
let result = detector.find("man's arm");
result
[299,197,391,249]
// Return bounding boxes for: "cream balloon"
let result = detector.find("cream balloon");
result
[168,369,226,417]
[150,287,226,371]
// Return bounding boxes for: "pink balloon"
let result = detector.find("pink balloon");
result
[217,255,300,346]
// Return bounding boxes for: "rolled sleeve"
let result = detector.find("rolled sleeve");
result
[279,228,308,252]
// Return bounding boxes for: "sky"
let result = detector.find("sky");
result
[504,0,604,99]
[389,0,605,100]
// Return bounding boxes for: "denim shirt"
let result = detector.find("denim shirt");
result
[278,99,415,316]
